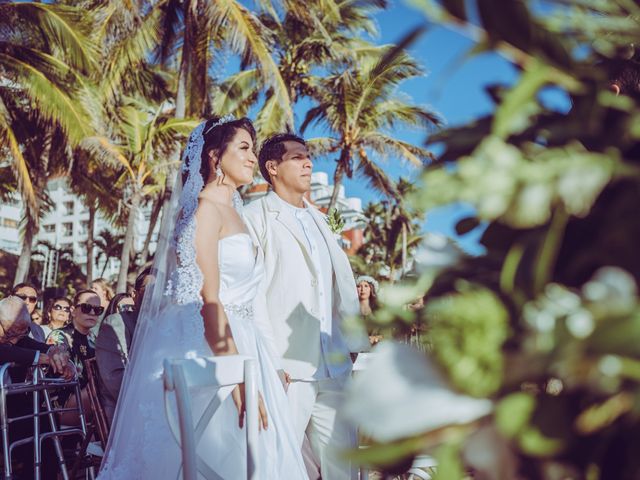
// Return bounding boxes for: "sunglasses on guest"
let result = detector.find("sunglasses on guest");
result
[52,304,71,313]
[15,294,37,304]
[75,303,105,315]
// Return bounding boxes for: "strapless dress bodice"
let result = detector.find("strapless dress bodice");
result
[217,233,263,308]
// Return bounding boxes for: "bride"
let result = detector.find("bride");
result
[98,116,308,479]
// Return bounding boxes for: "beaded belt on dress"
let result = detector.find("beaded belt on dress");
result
[223,302,253,319]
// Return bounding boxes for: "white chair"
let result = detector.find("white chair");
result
[163,355,259,480]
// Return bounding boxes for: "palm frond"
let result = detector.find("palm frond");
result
[362,132,435,166]
[3,2,98,73]
[356,151,400,199]
[0,96,36,211]
[0,52,93,144]
[305,136,340,157]
[99,7,162,102]
[212,68,261,116]
[209,0,293,129]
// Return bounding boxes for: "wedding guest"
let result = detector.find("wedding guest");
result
[356,275,379,317]
[11,282,46,342]
[104,293,135,319]
[91,278,114,336]
[32,308,43,325]
[95,269,153,423]
[41,297,72,338]
[357,275,382,346]
[47,289,101,425]
[91,278,114,312]
[1,296,73,480]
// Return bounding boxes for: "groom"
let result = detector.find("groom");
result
[244,133,368,479]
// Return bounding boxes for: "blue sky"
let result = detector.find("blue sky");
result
[303,1,520,253]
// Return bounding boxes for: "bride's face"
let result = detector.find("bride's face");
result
[214,128,257,187]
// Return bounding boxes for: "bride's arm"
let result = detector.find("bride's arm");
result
[194,200,238,356]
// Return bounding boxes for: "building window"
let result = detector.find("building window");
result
[63,201,74,216]
[62,222,73,237]
[44,224,56,233]
[79,220,89,235]
[2,218,18,229]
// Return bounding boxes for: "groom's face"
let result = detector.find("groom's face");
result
[270,141,313,194]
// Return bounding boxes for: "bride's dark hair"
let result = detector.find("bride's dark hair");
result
[181,117,256,186]
[198,116,256,184]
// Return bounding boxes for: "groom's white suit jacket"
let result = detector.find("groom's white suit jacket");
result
[243,191,368,380]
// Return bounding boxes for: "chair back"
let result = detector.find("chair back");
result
[163,355,259,480]
[82,357,110,448]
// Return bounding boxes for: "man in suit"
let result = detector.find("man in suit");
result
[95,268,154,423]
[243,133,369,480]
[1,296,72,480]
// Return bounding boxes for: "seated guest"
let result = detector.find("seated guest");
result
[32,308,43,325]
[0,296,72,480]
[104,293,135,319]
[11,282,46,342]
[47,289,101,425]
[90,278,114,335]
[95,269,153,423]
[41,297,72,338]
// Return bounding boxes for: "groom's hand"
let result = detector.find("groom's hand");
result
[277,369,291,392]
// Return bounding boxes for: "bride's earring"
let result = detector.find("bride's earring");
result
[216,165,223,178]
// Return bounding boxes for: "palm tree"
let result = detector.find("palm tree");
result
[215,0,387,135]
[82,97,197,291]
[0,2,98,284]
[68,150,124,285]
[93,229,124,279]
[301,44,441,211]
[356,178,423,281]
[98,0,297,218]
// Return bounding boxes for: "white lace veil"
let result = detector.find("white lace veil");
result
[102,116,235,465]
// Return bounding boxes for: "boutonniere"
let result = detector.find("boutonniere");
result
[327,208,345,235]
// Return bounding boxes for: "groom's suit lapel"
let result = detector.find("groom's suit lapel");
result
[304,199,352,309]
[265,192,318,276]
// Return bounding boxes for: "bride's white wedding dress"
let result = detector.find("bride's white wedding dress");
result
[98,232,308,479]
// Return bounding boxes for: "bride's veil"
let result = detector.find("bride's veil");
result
[100,118,229,471]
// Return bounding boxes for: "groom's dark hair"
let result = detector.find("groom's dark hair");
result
[258,133,306,185]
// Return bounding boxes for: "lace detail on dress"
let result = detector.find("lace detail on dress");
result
[232,190,244,212]
[165,122,206,306]
[224,301,253,320]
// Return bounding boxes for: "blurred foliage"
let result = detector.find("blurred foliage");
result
[425,285,509,397]
[359,0,640,478]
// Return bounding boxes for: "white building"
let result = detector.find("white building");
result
[0,177,156,283]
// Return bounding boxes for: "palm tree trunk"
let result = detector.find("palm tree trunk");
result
[100,256,109,278]
[328,162,345,212]
[117,190,142,292]
[14,127,53,285]
[401,222,407,275]
[86,203,96,284]
[138,195,162,270]
[13,217,37,285]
